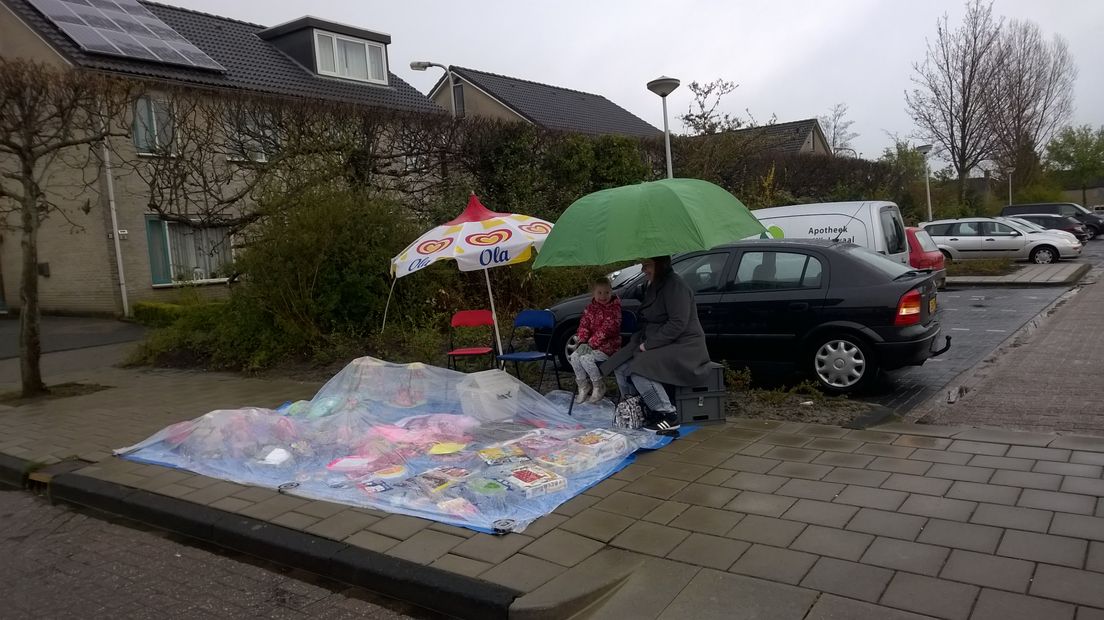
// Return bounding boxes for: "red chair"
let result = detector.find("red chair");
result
[447,310,495,371]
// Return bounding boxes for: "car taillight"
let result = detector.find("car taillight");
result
[895,288,922,326]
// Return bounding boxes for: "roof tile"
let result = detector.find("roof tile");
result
[450,66,660,138]
[3,0,443,113]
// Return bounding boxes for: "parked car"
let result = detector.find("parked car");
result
[921,217,1081,264]
[906,227,946,289]
[540,239,948,394]
[1000,203,1104,240]
[1001,215,1088,244]
[749,201,910,264]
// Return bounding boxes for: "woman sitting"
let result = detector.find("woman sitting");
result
[601,256,713,432]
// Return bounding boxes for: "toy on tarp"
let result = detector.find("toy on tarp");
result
[115,356,675,534]
[506,465,567,498]
[390,364,429,409]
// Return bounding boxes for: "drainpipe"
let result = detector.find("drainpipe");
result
[100,130,129,317]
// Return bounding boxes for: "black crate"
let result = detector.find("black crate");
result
[674,388,727,425]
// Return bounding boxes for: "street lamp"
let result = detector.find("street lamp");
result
[916,144,933,222]
[411,61,457,118]
[647,76,680,179]
[1006,167,1015,206]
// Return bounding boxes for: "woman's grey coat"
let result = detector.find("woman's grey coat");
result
[600,271,713,386]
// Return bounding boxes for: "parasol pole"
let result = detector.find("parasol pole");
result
[380,275,397,333]
[483,267,505,357]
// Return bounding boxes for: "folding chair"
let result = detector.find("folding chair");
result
[497,309,561,392]
[446,310,495,371]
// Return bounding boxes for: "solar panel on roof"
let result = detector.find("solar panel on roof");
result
[26,0,226,72]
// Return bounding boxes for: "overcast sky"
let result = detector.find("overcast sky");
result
[164,0,1104,161]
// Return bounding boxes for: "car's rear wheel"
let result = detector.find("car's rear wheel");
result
[810,333,876,395]
[1029,245,1058,264]
[940,250,953,262]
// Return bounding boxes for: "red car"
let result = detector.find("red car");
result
[907,227,946,289]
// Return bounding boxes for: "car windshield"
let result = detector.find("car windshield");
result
[607,264,642,288]
[1005,218,1044,232]
[841,245,912,277]
[1073,204,1092,215]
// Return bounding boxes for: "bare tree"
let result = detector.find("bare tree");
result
[906,0,1002,201]
[819,103,859,153]
[679,79,745,136]
[115,88,461,233]
[0,59,133,397]
[986,20,1076,189]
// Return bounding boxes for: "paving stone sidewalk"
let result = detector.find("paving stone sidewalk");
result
[920,270,1104,436]
[6,366,1104,618]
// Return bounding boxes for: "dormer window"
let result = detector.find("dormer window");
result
[314,30,387,84]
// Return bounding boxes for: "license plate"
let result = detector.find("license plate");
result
[929,298,937,314]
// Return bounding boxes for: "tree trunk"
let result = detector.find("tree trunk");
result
[19,191,46,398]
[1084,186,1088,207]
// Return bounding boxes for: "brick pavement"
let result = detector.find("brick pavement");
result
[917,271,1104,436]
[863,286,1065,414]
[6,360,1104,617]
[0,490,428,619]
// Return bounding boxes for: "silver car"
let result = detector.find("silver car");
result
[920,217,1081,264]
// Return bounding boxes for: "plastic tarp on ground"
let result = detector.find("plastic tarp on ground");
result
[115,357,673,534]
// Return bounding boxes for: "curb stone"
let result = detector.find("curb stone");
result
[945,262,1090,287]
[0,452,30,489]
[46,471,521,620]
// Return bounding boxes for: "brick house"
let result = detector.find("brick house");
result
[0,0,441,316]
[425,65,660,138]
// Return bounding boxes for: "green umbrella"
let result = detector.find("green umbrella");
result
[533,178,766,268]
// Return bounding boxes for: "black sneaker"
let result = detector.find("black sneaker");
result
[643,413,680,433]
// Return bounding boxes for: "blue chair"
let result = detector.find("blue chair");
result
[498,309,562,392]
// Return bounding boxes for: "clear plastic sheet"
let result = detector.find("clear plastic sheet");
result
[115,357,674,533]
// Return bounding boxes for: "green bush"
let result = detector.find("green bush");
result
[132,301,186,327]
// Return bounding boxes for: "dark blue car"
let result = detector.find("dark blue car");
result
[540,239,948,394]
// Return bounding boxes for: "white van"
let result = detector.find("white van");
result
[748,201,910,264]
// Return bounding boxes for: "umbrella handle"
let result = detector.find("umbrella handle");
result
[380,277,397,334]
[484,268,505,359]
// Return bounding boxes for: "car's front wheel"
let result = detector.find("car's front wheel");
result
[553,322,580,370]
[1087,226,1100,241]
[1029,245,1058,264]
[810,333,876,395]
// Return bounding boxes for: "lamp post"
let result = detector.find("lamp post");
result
[1007,167,1015,205]
[647,76,680,179]
[411,61,456,118]
[916,144,933,222]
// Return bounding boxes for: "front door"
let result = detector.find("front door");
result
[978,221,1026,258]
[670,252,733,359]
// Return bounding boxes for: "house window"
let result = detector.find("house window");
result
[133,96,174,154]
[224,113,275,163]
[452,81,466,118]
[145,216,233,285]
[314,31,387,84]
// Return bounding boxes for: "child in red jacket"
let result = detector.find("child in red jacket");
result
[571,277,622,404]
